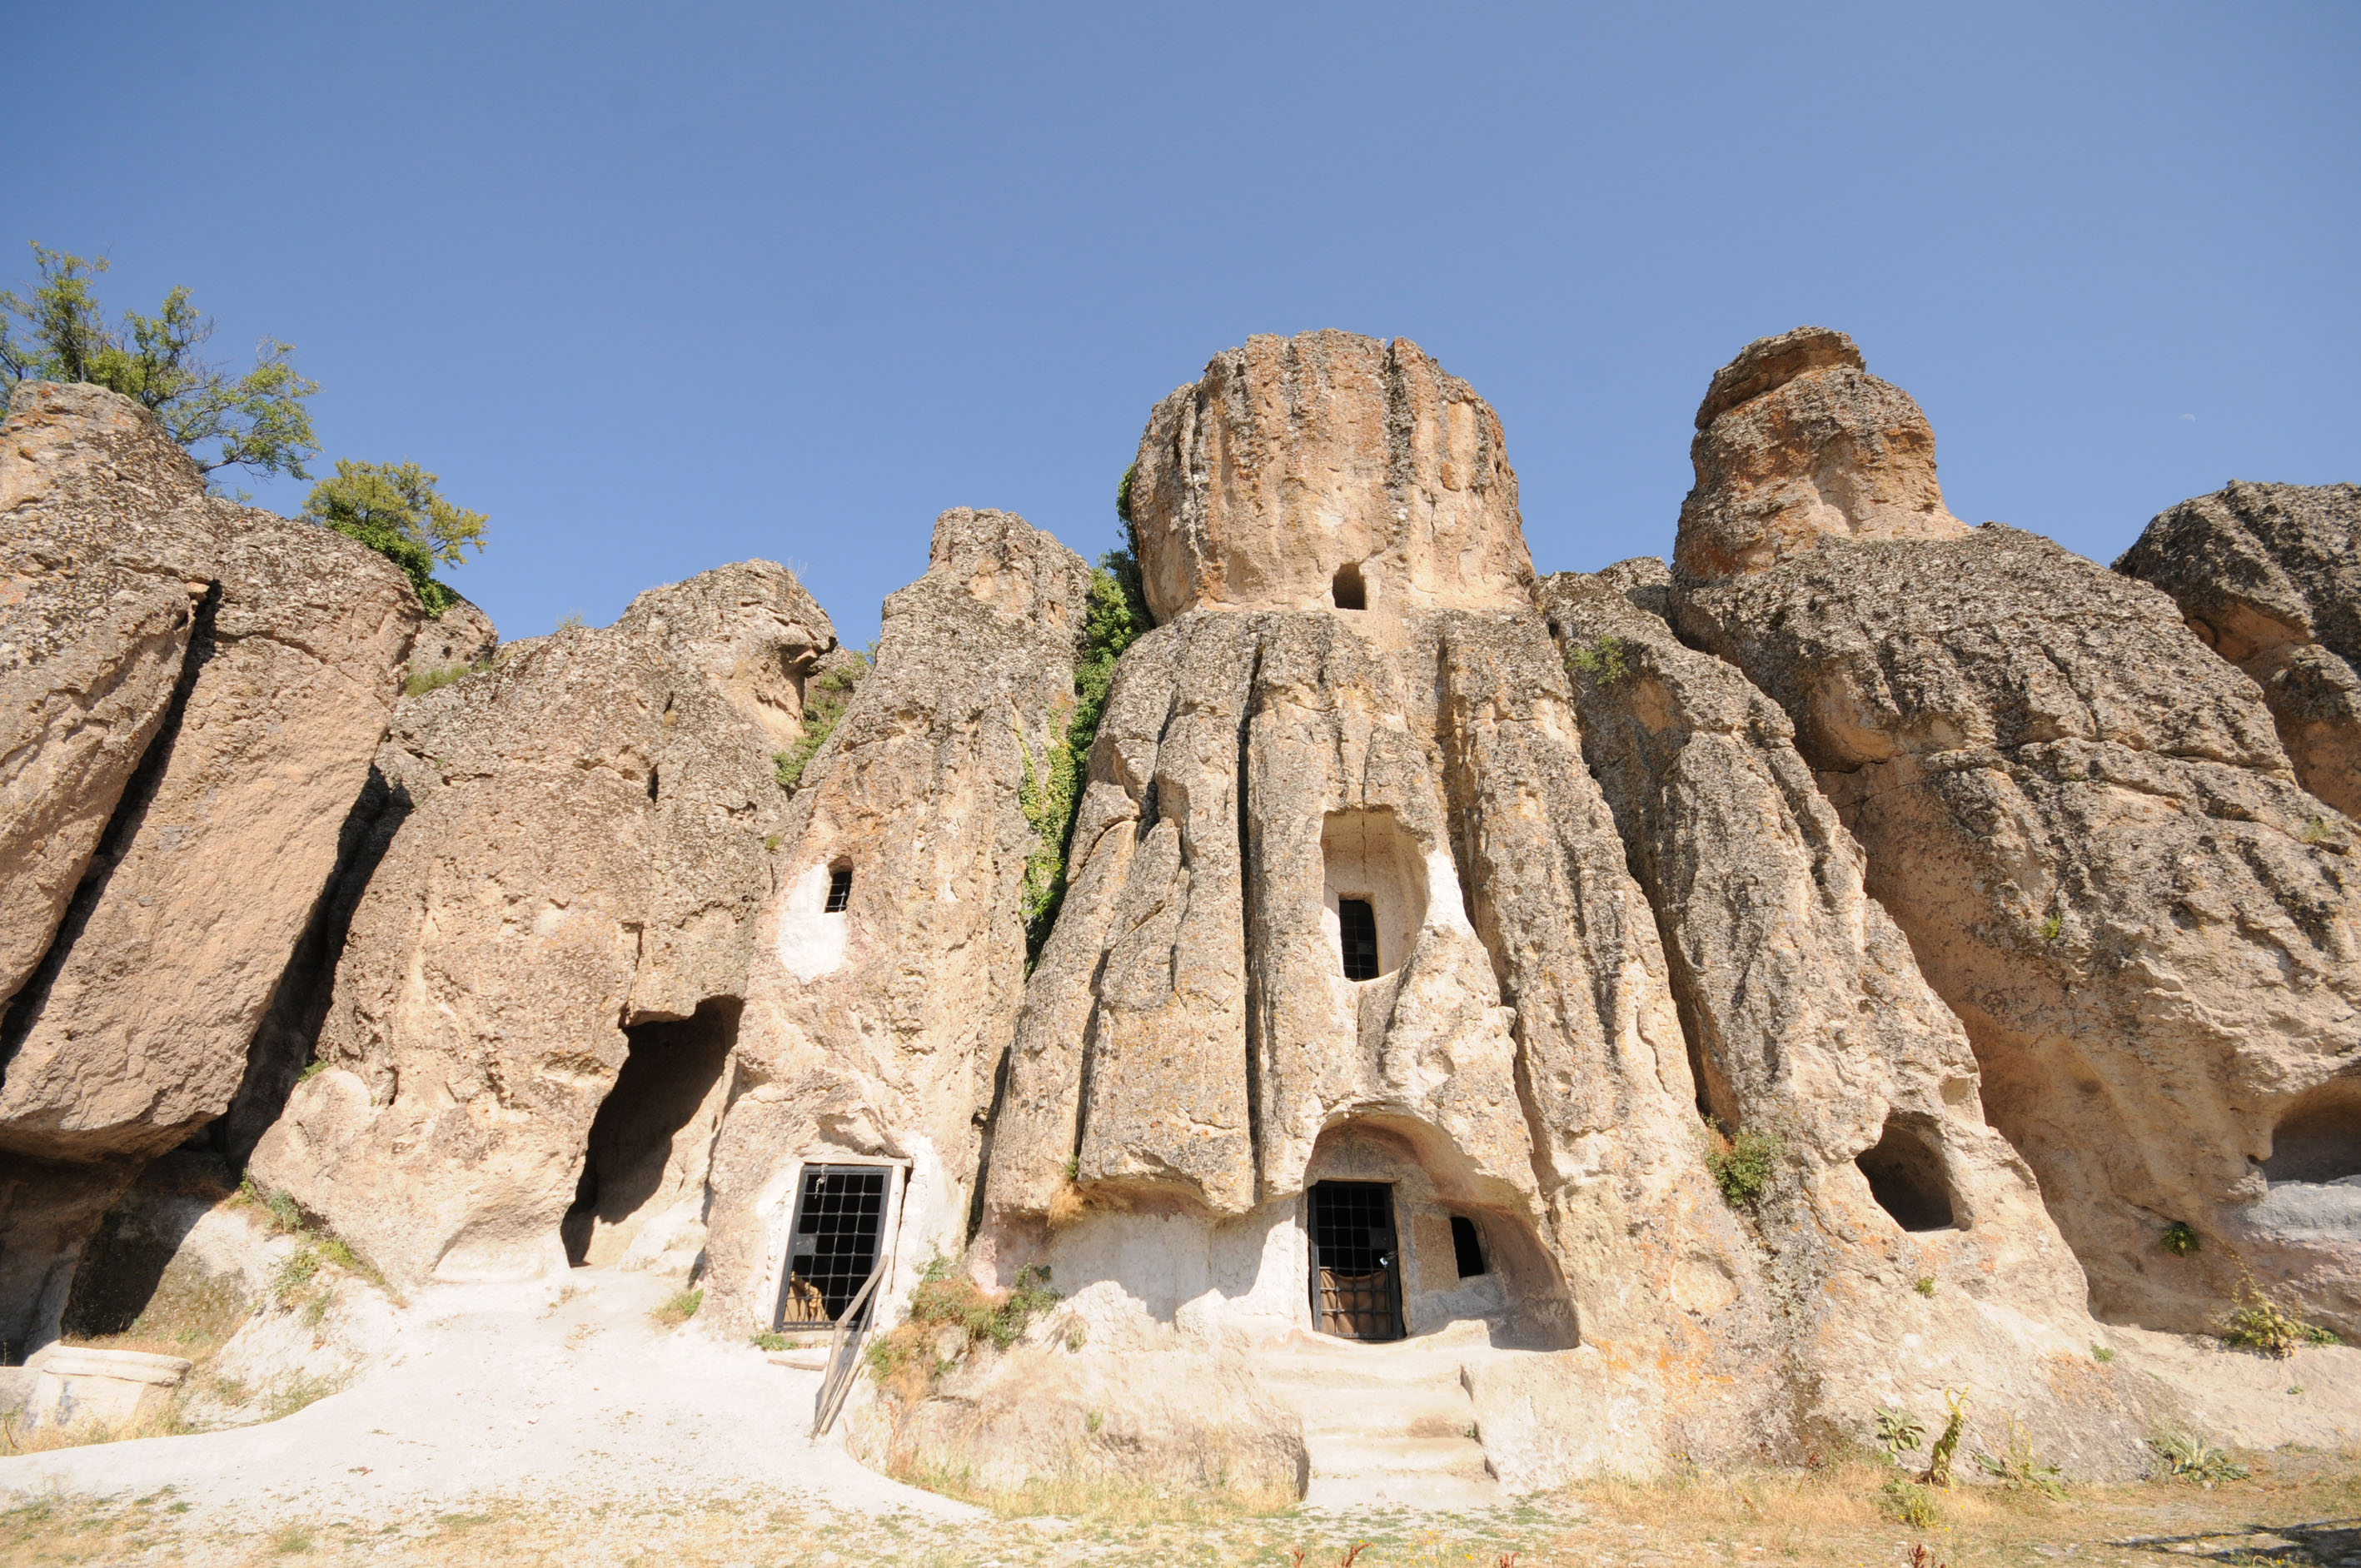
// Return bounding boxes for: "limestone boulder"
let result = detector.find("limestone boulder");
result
[700,510,1092,1327]
[2117,481,2361,818]
[1672,336,2361,1337]
[1672,326,1967,580]
[1128,331,1536,621]
[251,562,833,1288]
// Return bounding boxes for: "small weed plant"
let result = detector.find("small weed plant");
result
[2219,1271,2337,1357]
[2091,1344,2114,1362]
[1914,1276,1936,1297]
[2160,1220,2200,1257]
[2147,1431,2249,1485]
[1873,1406,1926,1462]
[653,1289,704,1327]
[750,1330,789,1352]
[1920,1389,1969,1488]
[1878,1476,1940,1527]
[1974,1414,2068,1499]
[1700,1118,1783,1208]
[2037,910,2064,943]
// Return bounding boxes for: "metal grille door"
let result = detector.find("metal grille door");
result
[776,1165,889,1327]
[1309,1181,1403,1340]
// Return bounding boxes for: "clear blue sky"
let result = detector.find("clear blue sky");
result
[12,3,2355,645]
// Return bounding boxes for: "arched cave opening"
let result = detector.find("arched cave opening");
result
[2262,1090,2361,1184]
[561,998,739,1267]
[1856,1118,1957,1232]
[1332,562,1367,611]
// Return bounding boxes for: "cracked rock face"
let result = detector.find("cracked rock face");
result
[251,562,832,1288]
[700,509,1093,1325]
[0,383,421,1160]
[2118,481,2361,819]
[1674,336,2361,1337]
[1673,326,1967,581]
[1128,331,1537,621]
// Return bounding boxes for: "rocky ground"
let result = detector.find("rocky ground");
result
[2,1265,2357,1566]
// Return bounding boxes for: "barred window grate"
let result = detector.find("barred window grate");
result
[825,866,854,913]
[776,1165,888,1327]
[1309,1181,1402,1341]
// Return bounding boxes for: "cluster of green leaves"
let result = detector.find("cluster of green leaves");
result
[1019,543,1149,961]
[1873,1406,1926,1461]
[1700,1118,1783,1208]
[774,656,868,791]
[2147,1431,2249,1485]
[1920,1387,1969,1488]
[2160,1220,2201,1257]
[1566,634,1630,684]
[303,460,486,616]
[0,244,318,481]
[653,1288,704,1327]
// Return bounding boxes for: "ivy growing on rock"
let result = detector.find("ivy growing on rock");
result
[1020,535,1149,963]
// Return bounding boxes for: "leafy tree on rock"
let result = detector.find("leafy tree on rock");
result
[301,460,487,615]
[0,243,319,481]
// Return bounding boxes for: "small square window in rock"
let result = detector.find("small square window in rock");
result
[824,865,853,913]
[1449,1214,1487,1278]
[1339,898,1379,981]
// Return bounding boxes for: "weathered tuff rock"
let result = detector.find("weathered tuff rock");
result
[0,385,421,1161]
[1128,331,1536,621]
[1674,335,2361,1337]
[1672,326,1966,581]
[251,562,833,1287]
[964,331,2162,1481]
[2118,481,2361,819]
[700,509,1093,1325]
[1545,561,2117,1453]
[0,381,421,1353]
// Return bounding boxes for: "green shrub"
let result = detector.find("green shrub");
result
[1914,1276,1936,1297]
[2091,1345,2114,1363]
[750,1330,789,1352]
[1700,1119,1783,1208]
[2147,1431,2249,1484]
[2038,910,2065,943]
[1920,1388,1968,1488]
[2161,1220,2200,1257]
[1566,635,1629,685]
[865,1257,1063,1401]
[2220,1272,2336,1357]
[775,655,867,791]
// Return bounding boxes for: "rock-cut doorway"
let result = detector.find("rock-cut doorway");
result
[1308,1180,1405,1341]
[775,1165,890,1329]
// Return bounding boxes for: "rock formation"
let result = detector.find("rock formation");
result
[2118,480,2361,819]
[1672,338,2361,1339]
[0,381,420,1356]
[1128,331,1537,620]
[700,508,1093,1318]
[1671,326,1966,580]
[252,562,832,1287]
[4,331,2353,1496]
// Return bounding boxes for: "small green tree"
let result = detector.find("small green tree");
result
[302,460,487,615]
[0,244,319,482]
